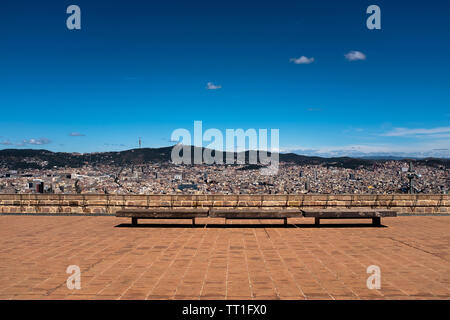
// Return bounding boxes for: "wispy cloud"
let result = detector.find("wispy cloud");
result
[104,143,126,147]
[281,144,391,155]
[289,56,314,64]
[281,142,450,158]
[69,132,85,137]
[0,140,13,145]
[382,126,450,138]
[207,82,222,90]
[22,138,51,145]
[344,51,366,61]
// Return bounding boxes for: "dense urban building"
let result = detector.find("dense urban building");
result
[0,161,448,194]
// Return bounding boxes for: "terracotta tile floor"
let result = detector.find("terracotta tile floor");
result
[0,215,449,300]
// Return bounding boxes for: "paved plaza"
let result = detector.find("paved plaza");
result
[0,215,449,300]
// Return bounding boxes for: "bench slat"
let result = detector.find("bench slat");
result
[302,209,397,218]
[116,208,208,218]
[210,209,302,218]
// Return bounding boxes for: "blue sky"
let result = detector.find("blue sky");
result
[0,0,449,157]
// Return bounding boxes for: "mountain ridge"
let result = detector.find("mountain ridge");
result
[0,147,449,170]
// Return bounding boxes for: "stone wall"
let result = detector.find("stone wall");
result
[0,194,449,215]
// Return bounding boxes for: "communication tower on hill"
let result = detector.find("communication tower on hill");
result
[139,137,142,148]
[406,161,421,194]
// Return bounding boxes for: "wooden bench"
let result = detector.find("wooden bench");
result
[209,208,303,225]
[116,207,397,227]
[116,208,209,225]
[301,209,397,226]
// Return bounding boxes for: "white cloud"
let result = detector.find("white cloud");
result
[0,140,13,145]
[104,143,126,147]
[23,138,51,145]
[382,127,450,137]
[289,56,315,64]
[207,82,222,90]
[279,126,450,158]
[344,51,366,61]
[282,144,391,155]
[281,142,450,158]
[69,132,85,137]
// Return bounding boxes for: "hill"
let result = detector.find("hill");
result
[0,147,449,170]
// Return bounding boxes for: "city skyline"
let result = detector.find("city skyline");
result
[1,0,449,158]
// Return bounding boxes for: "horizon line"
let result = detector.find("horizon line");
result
[1,146,449,160]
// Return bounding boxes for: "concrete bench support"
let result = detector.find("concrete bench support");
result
[373,217,381,226]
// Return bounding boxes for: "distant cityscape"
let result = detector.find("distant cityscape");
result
[0,159,448,195]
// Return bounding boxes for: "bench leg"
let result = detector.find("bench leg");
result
[131,217,138,226]
[192,218,195,225]
[372,217,381,226]
[283,217,288,225]
[315,218,320,226]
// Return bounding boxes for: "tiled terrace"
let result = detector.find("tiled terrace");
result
[0,215,449,300]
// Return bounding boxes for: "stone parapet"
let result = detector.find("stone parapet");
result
[0,194,448,215]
